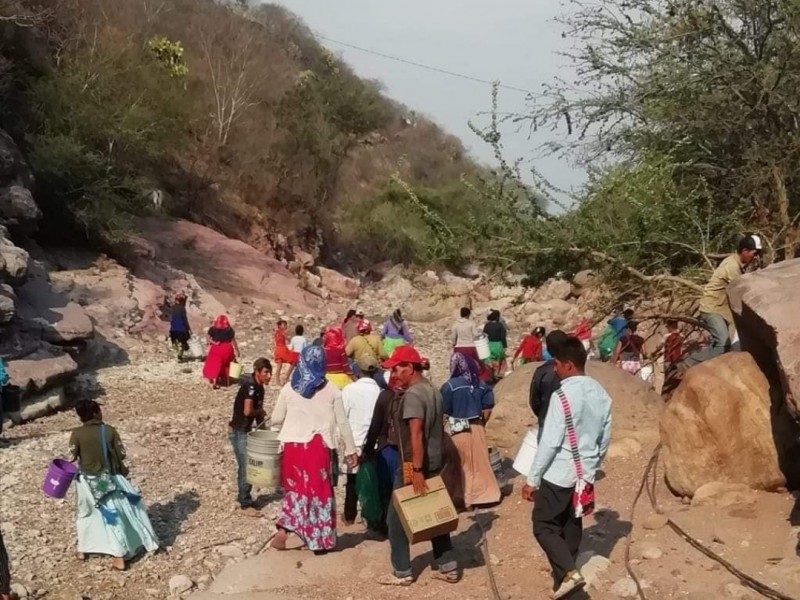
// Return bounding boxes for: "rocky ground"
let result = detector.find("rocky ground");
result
[3,312,800,600]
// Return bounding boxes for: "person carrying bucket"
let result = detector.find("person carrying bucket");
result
[67,399,159,571]
[228,358,271,517]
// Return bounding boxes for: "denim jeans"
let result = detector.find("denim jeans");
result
[386,470,457,577]
[683,311,731,367]
[228,430,253,508]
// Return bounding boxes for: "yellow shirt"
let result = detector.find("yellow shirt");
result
[698,254,745,324]
[345,334,386,361]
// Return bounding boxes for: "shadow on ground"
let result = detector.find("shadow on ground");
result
[148,490,201,547]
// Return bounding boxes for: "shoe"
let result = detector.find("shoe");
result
[553,571,585,599]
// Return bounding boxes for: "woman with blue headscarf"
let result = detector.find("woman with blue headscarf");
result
[440,352,500,509]
[270,345,358,553]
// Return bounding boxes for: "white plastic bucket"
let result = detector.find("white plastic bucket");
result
[475,336,491,361]
[247,430,282,487]
[640,364,654,386]
[512,428,539,477]
[229,362,243,380]
[188,335,204,359]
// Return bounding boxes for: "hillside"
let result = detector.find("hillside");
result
[0,0,492,269]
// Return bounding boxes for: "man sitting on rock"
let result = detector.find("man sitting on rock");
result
[682,234,762,369]
[523,336,612,599]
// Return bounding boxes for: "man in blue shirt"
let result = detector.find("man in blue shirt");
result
[522,337,613,599]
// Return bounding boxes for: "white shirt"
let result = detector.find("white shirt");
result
[342,377,381,448]
[289,335,307,353]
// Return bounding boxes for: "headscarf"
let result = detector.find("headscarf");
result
[450,352,481,387]
[357,319,373,334]
[213,315,230,330]
[323,326,346,350]
[389,309,404,330]
[291,345,327,398]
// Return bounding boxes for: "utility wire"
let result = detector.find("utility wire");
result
[313,32,541,97]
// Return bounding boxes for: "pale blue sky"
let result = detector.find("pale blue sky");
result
[267,0,584,199]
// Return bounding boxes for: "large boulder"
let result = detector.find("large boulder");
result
[7,344,79,395]
[660,352,785,497]
[15,262,94,343]
[317,266,360,299]
[487,361,660,455]
[0,229,29,283]
[0,185,41,223]
[728,259,800,488]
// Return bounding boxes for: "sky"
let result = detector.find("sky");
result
[267,0,585,200]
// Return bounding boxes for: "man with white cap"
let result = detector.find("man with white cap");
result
[683,234,763,368]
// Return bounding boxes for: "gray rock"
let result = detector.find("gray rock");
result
[638,542,663,560]
[576,551,611,588]
[7,344,79,394]
[611,577,639,598]
[10,582,30,599]
[0,185,41,222]
[15,264,94,342]
[0,236,29,282]
[0,283,15,323]
[168,574,194,595]
[18,387,68,422]
[641,513,669,530]
[216,544,245,559]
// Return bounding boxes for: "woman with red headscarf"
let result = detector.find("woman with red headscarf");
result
[323,327,352,390]
[202,315,239,389]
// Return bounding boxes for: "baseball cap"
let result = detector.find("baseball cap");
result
[382,345,425,369]
[739,234,764,253]
[356,354,378,373]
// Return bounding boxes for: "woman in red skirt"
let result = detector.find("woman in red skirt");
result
[273,319,296,386]
[202,315,239,389]
[270,345,357,553]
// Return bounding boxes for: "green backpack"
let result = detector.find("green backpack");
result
[597,326,618,361]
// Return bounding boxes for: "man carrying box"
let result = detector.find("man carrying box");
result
[379,346,459,587]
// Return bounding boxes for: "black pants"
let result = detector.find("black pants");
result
[0,528,10,595]
[533,479,582,590]
[344,473,358,522]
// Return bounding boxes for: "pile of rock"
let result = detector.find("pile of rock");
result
[289,248,360,300]
[0,129,96,425]
[357,264,598,331]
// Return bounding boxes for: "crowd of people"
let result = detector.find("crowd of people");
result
[210,305,616,598]
[0,234,763,600]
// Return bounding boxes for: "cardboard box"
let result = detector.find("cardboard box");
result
[392,476,459,544]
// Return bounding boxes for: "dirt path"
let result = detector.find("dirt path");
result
[3,320,800,600]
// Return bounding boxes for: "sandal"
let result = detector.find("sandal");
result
[377,574,414,586]
[432,570,460,584]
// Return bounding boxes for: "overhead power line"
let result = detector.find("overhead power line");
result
[313,32,540,97]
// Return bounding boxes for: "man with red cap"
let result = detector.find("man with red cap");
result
[378,346,459,586]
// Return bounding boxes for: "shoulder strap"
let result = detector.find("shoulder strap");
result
[100,424,111,473]
[555,388,583,481]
